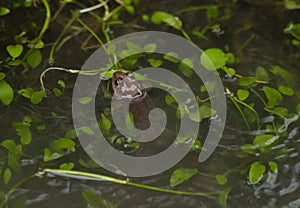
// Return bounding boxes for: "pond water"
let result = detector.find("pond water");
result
[1,0,300,207]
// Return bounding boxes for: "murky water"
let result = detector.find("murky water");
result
[1,0,300,207]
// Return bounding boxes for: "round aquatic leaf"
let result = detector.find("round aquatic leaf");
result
[58,80,66,88]
[238,77,257,86]
[268,161,278,173]
[249,162,266,183]
[237,89,249,101]
[143,43,157,53]
[0,80,14,105]
[255,66,269,82]
[151,11,182,30]
[253,134,279,148]
[216,175,228,185]
[27,49,42,68]
[165,94,175,105]
[53,88,62,97]
[0,7,10,16]
[79,96,92,104]
[265,107,288,117]
[200,48,226,70]
[50,138,76,152]
[3,168,12,185]
[148,58,162,67]
[80,126,95,135]
[206,5,218,18]
[170,168,198,187]
[278,85,294,96]
[6,44,23,58]
[263,86,283,108]
[223,67,236,76]
[30,91,46,104]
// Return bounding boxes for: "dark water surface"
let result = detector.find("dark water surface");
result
[1,0,300,207]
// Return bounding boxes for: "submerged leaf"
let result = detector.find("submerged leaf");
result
[170,168,198,187]
[263,86,283,108]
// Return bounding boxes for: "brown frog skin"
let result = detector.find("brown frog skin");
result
[112,71,174,155]
[112,71,154,130]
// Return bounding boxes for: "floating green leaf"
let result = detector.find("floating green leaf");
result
[2,139,22,171]
[238,77,257,86]
[265,107,288,117]
[126,42,141,53]
[200,48,226,70]
[268,161,278,173]
[0,6,10,16]
[6,44,23,58]
[13,118,32,145]
[216,175,228,185]
[27,49,42,68]
[255,66,269,82]
[100,113,111,131]
[170,168,198,187]
[270,65,296,87]
[237,89,249,101]
[80,126,95,135]
[79,97,92,104]
[163,52,179,63]
[30,91,46,104]
[223,67,235,76]
[148,58,162,67]
[53,88,62,97]
[0,80,14,105]
[278,85,294,96]
[151,11,182,30]
[3,168,12,185]
[249,162,266,183]
[143,43,156,53]
[59,162,75,170]
[58,80,66,88]
[263,86,283,108]
[50,138,76,152]
[165,94,175,105]
[253,134,279,148]
[240,143,257,154]
[179,58,194,77]
[18,88,34,99]
[206,5,218,18]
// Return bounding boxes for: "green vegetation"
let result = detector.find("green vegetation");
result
[1,0,300,207]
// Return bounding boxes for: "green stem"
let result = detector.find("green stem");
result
[38,0,51,40]
[227,88,250,130]
[76,17,106,48]
[49,11,78,61]
[41,168,217,197]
